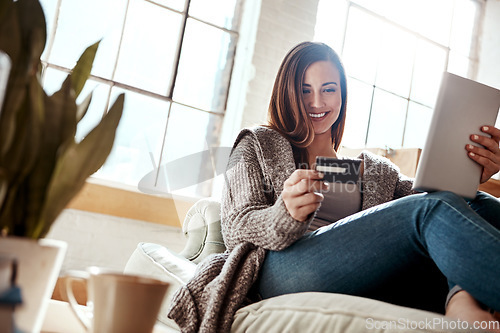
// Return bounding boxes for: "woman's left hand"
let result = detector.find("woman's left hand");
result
[466,125,500,183]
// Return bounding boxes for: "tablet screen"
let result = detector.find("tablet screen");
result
[413,72,500,199]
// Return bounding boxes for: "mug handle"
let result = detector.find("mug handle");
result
[64,272,91,331]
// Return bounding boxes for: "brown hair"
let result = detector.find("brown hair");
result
[267,42,348,168]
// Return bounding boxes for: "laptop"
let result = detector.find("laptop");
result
[413,72,500,199]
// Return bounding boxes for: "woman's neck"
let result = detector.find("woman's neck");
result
[307,132,337,167]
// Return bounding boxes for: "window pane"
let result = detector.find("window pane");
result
[450,0,479,56]
[114,0,182,95]
[159,104,224,197]
[447,51,470,78]
[342,7,383,84]
[366,89,407,147]
[410,40,447,107]
[94,88,170,187]
[406,0,454,46]
[149,0,186,12]
[173,19,236,112]
[351,0,454,46]
[375,26,416,98]
[41,67,69,96]
[189,0,243,30]
[314,0,348,51]
[403,102,432,148]
[39,0,57,61]
[342,78,373,148]
[47,0,127,79]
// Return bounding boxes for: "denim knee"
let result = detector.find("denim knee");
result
[424,191,467,207]
[468,190,498,203]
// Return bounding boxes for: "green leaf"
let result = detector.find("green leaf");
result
[52,74,78,153]
[0,2,23,157]
[17,0,46,61]
[0,181,22,236]
[0,95,37,180]
[76,92,93,124]
[0,0,10,21]
[0,0,20,64]
[0,176,10,233]
[0,1,119,238]
[0,73,44,238]
[62,41,100,99]
[35,93,124,238]
[24,76,77,237]
[0,80,27,158]
[0,0,45,158]
[0,176,6,211]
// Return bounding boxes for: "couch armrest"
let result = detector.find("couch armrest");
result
[124,243,197,330]
[178,198,226,263]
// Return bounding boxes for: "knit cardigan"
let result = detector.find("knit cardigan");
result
[168,126,414,333]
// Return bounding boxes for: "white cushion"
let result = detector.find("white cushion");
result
[125,243,474,333]
[233,292,476,333]
[124,243,196,329]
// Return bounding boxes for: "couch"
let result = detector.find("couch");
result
[124,198,480,333]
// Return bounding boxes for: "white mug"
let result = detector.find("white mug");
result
[65,267,169,333]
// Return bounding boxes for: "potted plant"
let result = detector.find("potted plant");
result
[0,0,124,331]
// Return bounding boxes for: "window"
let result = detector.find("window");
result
[314,0,483,149]
[39,0,244,197]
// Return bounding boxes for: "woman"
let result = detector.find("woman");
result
[169,42,500,333]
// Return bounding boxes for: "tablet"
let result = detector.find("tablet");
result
[413,72,500,199]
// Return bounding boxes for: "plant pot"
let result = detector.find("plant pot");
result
[0,237,66,333]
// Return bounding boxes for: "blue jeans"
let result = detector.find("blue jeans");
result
[256,191,500,313]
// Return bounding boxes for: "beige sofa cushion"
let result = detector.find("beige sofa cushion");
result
[125,243,477,333]
[233,292,478,333]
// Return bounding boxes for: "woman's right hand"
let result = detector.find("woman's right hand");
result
[282,169,328,222]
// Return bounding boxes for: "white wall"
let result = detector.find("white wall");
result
[242,0,320,129]
[46,209,186,273]
[221,0,320,146]
[215,0,320,196]
[477,0,500,90]
[477,0,500,179]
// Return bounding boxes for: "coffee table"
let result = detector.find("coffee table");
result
[41,299,178,333]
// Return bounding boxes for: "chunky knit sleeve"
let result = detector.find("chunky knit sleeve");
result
[360,151,415,209]
[394,172,415,199]
[221,130,311,251]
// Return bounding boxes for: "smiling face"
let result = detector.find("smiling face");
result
[302,60,342,139]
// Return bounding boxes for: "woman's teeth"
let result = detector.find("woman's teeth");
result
[309,112,327,118]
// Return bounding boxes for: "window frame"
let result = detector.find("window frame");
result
[315,0,485,148]
[41,0,243,117]
[39,0,247,197]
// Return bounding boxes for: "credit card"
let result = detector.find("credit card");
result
[315,157,361,183]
